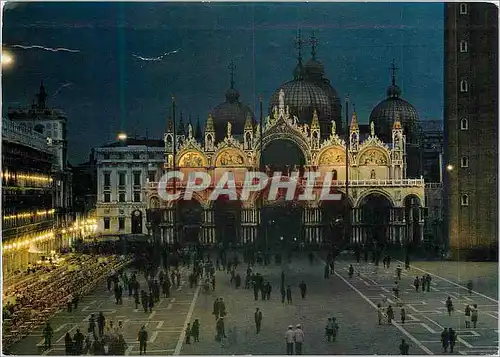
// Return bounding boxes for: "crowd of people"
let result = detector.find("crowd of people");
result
[2,254,131,351]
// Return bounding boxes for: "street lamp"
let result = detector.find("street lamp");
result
[446,164,454,172]
[2,50,14,68]
[117,132,127,141]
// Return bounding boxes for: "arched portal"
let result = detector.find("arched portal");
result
[404,195,422,246]
[176,199,203,245]
[321,192,352,247]
[260,139,306,175]
[260,201,304,250]
[213,196,241,248]
[358,193,393,248]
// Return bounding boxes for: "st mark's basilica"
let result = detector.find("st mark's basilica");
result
[96,34,427,249]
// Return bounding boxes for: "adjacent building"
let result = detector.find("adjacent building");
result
[2,118,57,275]
[444,3,498,258]
[7,82,73,226]
[94,139,165,235]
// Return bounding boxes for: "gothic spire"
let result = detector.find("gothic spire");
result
[350,104,359,132]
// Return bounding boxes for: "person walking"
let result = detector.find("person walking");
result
[386,305,394,324]
[192,319,200,342]
[414,277,420,292]
[400,308,406,324]
[138,326,148,355]
[299,281,307,299]
[396,265,402,280]
[441,328,450,353]
[97,312,105,337]
[445,297,454,316]
[185,323,192,344]
[377,303,384,325]
[254,308,263,334]
[449,328,457,353]
[471,304,478,328]
[43,323,53,349]
[426,274,432,292]
[348,264,354,278]
[286,285,293,304]
[64,332,73,355]
[399,339,409,355]
[285,325,295,355]
[464,305,471,328]
[73,329,85,355]
[281,286,286,304]
[325,318,334,341]
[393,281,400,299]
[294,324,305,355]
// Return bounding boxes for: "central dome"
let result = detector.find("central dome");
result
[268,79,332,125]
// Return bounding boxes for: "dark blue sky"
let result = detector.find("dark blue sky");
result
[2,2,444,164]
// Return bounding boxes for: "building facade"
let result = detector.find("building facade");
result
[2,118,59,275]
[7,82,73,226]
[444,3,498,257]
[139,91,426,248]
[94,139,165,235]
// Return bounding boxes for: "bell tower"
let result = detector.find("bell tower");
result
[391,112,406,179]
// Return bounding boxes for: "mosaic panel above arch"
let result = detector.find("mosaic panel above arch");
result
[214,148,247,167]
[178,150,208,167]
[358,148,389,166]
[316,146,346,166]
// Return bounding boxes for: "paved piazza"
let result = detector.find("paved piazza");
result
[8,253,499,355]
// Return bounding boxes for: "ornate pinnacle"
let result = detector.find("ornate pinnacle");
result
[311,109,320,129]
[205,113,215,132]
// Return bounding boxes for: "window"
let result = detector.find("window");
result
[133,192,141,202]
[460,118,469,130]
[148,171,156,183]
[103,172,111,187]
[133,171,141,186]
[119,192,126,202]
[104,192,111,203]
[118,217,125,230]
[460,3,468,14]
[118,172,126,186]
[461,156,469,167]
[460,40,468,53]
[332,170,338,180]
[461,194,469,206]
[460,80,468,92]
[104,217,110,230]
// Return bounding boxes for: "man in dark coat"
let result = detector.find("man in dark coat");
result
[281,285,286,303]
[213,298,220,320]
[265,282,272,300]
[399,339,409,355]
[253,282,259,301]
[43,323,53,349]
[73,329,85,355]
[97,312,105,337]
[254,308,263,334]
[441,328,450,352]
[286,285,292,304]
[299,281,307,299]
[138,326,148,355]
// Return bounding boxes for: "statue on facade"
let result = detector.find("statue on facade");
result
[227,121,232,138]
[331,120,336,135]
[370,121,375,136]
[188,123,193,138]
[279,89,285,110]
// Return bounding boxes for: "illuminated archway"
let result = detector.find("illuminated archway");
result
[260,138,306,175]
[212,195,241,248]
[358,193,393,247]
[176,199,203,244]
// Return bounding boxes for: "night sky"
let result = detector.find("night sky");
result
[2,2,444,164]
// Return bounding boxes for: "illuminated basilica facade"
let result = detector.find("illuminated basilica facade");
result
[144,89,425,248]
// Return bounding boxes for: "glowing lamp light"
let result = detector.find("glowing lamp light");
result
[2,51,14,67]
[446,164,454,171]
[280,236,284,241]
[117,132,127,141]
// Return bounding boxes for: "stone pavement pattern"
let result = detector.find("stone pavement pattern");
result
[8,254,499,355]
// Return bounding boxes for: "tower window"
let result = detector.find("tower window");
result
[460,40,468,53]
[460,3,468,14]
[460,118,469,130]
[460,80,468,93]
[461,156,469,168]
[461,194,469,206]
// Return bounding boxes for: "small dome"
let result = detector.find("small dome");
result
[212,100,255,142]
[369,97,419,144]
[268,79,332,124]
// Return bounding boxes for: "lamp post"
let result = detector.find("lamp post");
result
[172,96,178,249]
